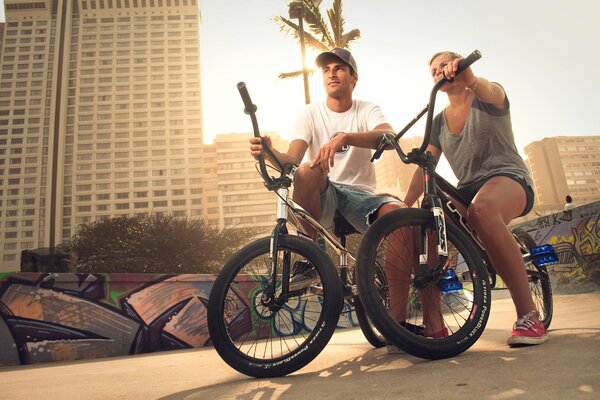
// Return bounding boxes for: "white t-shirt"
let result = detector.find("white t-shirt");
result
[291,100,388,192]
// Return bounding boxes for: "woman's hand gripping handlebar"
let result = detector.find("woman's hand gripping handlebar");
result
[371,50,482,164]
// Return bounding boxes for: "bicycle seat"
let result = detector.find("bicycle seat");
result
[333,212,358,238]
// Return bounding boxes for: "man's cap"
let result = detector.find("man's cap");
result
[315,48,357,72]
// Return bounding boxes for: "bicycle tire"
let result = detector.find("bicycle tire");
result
[207,235,343,378]
[352,261,387,348]
[513,229,553,329]
[354,297,386,348]
[356,208,491,360]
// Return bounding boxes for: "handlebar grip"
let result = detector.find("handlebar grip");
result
[456,50,482,75]
[237,82,258,115]
[371,138,386,162]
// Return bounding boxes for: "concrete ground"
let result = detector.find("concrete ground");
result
[1,292,599,400]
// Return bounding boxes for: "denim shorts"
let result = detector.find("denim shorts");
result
[319,181,400,234]
[457,173,535,217]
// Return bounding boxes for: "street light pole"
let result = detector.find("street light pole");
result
[289,1,311,104]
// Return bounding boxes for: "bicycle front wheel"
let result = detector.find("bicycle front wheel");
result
[514,229,553,329]
[356,208,491,360]
[207,235,343,378]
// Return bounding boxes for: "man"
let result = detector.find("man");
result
[564,195,575,211]
[249,48,403,289]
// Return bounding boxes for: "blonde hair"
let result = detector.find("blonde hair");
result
[429,51,462,66]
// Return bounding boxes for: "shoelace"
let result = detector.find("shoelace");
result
[513,310,538,330]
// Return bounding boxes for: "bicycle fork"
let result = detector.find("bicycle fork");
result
[261,187,292,307]
[419,154,448,276]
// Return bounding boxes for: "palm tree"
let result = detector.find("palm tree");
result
[274,0,361,101]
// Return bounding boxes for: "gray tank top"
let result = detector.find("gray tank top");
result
[430,94,533,189]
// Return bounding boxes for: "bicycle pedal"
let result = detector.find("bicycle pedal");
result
[439,269,463,293]
[529,244,559,267]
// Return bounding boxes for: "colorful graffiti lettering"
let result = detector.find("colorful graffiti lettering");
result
[0,273,213,366]
[0,272,359,367]
[517,202,600,288]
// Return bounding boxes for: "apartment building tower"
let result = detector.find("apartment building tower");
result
[524,135,600,208]
[201,132,288,232]
[0,0,203,272]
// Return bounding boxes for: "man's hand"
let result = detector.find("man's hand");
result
[310,133,347,175]
[249,135,273,161]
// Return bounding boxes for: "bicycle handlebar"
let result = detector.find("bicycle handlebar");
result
[237,81,258,117]
[237,82,290,188]
[372,50,482,163]
[452,50,482,81]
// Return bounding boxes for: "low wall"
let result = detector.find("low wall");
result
[0,272,361,367]
[2,200,599,367]
[512,200,600,292]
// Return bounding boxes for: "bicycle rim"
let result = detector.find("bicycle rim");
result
[207,235,343,378]
[356,208,491,359]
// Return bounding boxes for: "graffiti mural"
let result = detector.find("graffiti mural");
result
[514,201,600,290]
[2,201,597,367]
[0,273,213,366]
[0,272,359,366]
[529,215,600,288]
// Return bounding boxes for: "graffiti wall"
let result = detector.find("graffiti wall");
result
[2,201,598,367]
[0,272,360,366]
[513,201,600,291]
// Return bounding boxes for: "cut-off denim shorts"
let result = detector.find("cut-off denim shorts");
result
[319,181,400,234]
[457,173,535,217]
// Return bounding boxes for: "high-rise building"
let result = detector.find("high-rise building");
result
[201,132,288,232]
[0,22,5,57]
[524,135,600,210]
[0,0,203,272]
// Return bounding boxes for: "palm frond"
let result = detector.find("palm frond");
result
[278,68,317,80]
[274,15,329,52]
[327,0,344,46]
[273,16,300,39]
[301,0,335,48]
[341,29,361,48]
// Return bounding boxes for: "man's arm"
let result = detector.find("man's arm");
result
[249,136,308,166]
[310,122,394,173]
[342,122,394,149]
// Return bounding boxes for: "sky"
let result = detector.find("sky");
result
[1,0,599,180]
[198,0,599,181]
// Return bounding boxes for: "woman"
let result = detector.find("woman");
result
[403,51,547,346]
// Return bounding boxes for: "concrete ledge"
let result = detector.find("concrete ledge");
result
[0,272,361,366]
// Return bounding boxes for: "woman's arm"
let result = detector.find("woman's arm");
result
[445,58,507,109]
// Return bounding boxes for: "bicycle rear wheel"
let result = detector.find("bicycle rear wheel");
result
[356,208,491,360]
[513,229,553,329]
[207,235,343,378]
[354,298,386,348]
[353,261,387,348]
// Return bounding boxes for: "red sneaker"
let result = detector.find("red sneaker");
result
[430,327,449,339]
[507,310,548,346]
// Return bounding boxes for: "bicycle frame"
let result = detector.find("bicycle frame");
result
[270,175,359,294]
[237,82,360,306]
